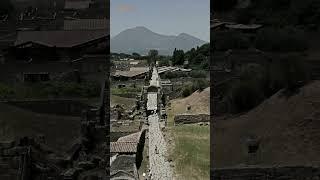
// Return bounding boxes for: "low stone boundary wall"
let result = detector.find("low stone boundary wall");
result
[174,114,210,125]
[212,166,320,180]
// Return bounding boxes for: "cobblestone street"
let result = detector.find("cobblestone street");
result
[148,114,172,180]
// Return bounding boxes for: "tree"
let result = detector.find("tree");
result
[132,52,141,59]
[172,49,184,65]
[148,49,158,66]
[158,57,170,67]
[193,54,206,65]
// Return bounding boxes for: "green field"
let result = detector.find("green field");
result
[167,107,210,180]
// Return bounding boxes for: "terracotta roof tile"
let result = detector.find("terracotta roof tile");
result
[110,142,137,153]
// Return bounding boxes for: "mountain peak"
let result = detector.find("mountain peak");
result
[132,26,150,31]
[111,27,207,55]
[178,32,190,36]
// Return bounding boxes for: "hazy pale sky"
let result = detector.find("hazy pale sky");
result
[111,0,210,42]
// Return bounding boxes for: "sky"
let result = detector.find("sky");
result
[111,0,210,42]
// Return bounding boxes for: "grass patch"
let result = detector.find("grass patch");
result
[110,95,136,109]
[167,106,210,180]
[111,86,142,98]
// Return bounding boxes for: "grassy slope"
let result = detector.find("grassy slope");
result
[166,91,210,180]
[213,81,320,168]
[170,87,210,115]
[0,103,81,152]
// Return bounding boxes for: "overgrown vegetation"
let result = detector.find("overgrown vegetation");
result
[172,49,185,66]
[182,79,209,97]
[111,86,141,98]
[158,56,171,66]
[184,43,210,69]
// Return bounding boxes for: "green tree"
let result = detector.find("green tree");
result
[158,57,170,66]
[148,49,158,66]
[132,52,141,59]
[172,49,185,65]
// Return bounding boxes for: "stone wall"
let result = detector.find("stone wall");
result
[174,114,210,125]
[212,166,320,180]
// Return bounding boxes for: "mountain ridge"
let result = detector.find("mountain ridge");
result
[111,26,207,55]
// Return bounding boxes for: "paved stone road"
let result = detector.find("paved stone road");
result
[148,113,172,180]
[147,67,172,180]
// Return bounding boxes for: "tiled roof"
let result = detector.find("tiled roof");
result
[113,69,148,78]
[129,67,149,72]
[63,19,109,30]
[110,142,137,153]
[14,30,107,48]
[117,132,141,143]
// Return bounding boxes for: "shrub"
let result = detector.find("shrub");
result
[182,85,193,97]
[158,58,170,66]
[163,71,189,79]
[193,79,209,92]
[181,79,209,97]
[190,70,207,78]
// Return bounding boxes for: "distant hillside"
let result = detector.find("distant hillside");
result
[111,26,207,55]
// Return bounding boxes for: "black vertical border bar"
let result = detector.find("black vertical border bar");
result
[210,1,214,179]
[106,0,110,177]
